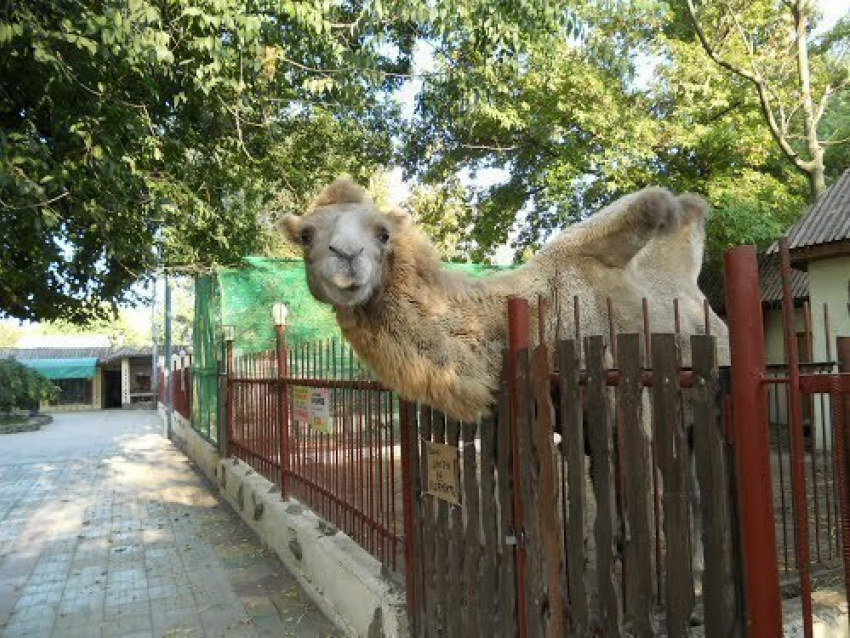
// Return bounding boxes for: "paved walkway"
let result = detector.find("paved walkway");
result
[0,410,341,638]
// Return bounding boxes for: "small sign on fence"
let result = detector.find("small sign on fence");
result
[425,441,461,505]
[292,386,331,433]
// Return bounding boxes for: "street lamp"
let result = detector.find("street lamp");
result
[223,325,235,342]
[272,302,290,498]
[272,302,288,327]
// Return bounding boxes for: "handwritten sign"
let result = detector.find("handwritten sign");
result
[425,441,461,505]
[292,386,331,433]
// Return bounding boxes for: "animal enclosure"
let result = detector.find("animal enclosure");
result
[165,243,848,636]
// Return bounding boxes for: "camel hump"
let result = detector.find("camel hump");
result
[549,187,699,269]
[632,193,708,283]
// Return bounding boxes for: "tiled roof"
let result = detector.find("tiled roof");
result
[698,254,809,315]
[16,334,111,349]
[0,346,188,363]
[0,347,112,360]
[777,170,850,251]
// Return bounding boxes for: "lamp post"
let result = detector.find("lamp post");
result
[223,325,235,457]
[273,303,290,498]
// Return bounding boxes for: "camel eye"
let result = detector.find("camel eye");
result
[300,228,313,246]
[377,228,390,244]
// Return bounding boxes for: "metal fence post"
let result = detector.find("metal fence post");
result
[778,238,813,637]
[507,297,529,638]
[835,337,850,599]
[275,324,290,498]
[723,245,782,636]
[223,336,234,457]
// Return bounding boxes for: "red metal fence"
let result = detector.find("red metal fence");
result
[157,361,192,421]
[224,336,404,571]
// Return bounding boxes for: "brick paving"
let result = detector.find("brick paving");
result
[0,411,342,638]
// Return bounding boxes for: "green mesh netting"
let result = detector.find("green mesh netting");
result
[218,257,343,351]
[192,274,220,442]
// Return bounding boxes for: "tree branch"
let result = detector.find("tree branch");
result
[686,0,814,177]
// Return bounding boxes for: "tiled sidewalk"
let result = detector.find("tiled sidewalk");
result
[0,411,341,638]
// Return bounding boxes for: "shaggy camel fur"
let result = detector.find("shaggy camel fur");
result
[281,178,728,423]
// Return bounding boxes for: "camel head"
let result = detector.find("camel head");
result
[281,178,412,308]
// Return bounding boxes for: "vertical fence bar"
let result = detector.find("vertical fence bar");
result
[835,338,850,600]
[723,245,782,636]
[507,297,529,638]
[276,325,289,497]
[779,238,814,638]
[225,337,234,457]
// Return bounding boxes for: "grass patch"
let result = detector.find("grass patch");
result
[0,415,48,434]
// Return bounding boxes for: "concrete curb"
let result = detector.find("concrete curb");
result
[160,408,409,637]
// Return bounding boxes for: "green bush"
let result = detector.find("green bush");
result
[0,359,58,415]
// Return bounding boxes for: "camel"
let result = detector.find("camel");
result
[280,177,729,423]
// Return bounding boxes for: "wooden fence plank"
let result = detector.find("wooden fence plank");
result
[559,339,589,635]
[531,343,565,637]
[617,334,657,636]
[432,411,448,635]
[406,401,424,637]
[516,348,543,638]
[651,334,694,637]
[585,335,623,636]
[446,418,464,638]
[691,335,739,638]
[497,353,518,632]
[419,406,437,637]
[462,421,481,638]
[479,413,498,637]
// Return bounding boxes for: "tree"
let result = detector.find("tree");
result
[399,1,817,261]
[1,0,408,323]
[685,0,849,200]
[406,177,481,262]
[0,359,57,415]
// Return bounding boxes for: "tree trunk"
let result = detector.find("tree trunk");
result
[809,161,827,201]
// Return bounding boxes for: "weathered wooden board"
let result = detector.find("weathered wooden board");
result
[691,335,740,638]
[497,353,518,632]
[559,339,589,635]
[586,336,623,636]
[617,334,657,636]
[651,334,694,637]
[531,342,565,637]
[462,421,481,638]
[405,401,423,637]
[516,348,543,638]
[479,413,498,636]
[446,418,463,637]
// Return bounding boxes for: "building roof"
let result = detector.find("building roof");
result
[772,170,850,260]
[16,334,111,349]
[0,345,182,363]
[0,347,112,360]
[699,254,809,315]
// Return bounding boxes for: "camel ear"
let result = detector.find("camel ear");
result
[279,213,302,244]
[677,193,708,228]
[387,207,412,230]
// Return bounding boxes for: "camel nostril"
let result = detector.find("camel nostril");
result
[329,245,362,262]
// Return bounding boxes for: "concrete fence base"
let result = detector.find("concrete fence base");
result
[159,407,409,637]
